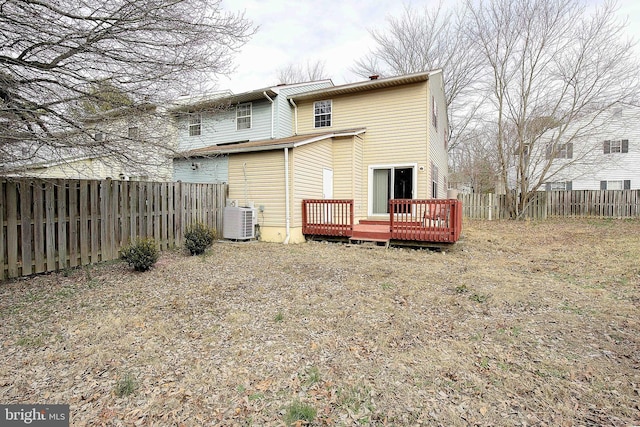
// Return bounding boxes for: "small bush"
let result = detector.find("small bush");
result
[184,222,216,255]
[121,239,159,271]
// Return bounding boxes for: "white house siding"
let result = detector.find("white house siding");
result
[427,71,449,198]
[173,156,228,183]
[543,106,640,190]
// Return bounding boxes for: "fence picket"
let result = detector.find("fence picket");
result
[460,189,640,220]
[0,178,226,280]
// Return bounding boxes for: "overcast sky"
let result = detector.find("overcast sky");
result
[217,0,640,94]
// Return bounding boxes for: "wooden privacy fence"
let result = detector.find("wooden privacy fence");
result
[0,178,228,280]
[460,190,640,220]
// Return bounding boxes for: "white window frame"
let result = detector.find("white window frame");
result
[431,162,439,198]
[189,113,201,136]
[610,140,622,153]
[236,103,252,130]
[432,96,438,132]
[367,163,418,216]
[549,182,567,191]
[314,100,332,128]
[606,180,624,190]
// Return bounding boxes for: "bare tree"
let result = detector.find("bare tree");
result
[0,0,254,175]
[466,0,640,218]
[275,60,330,85]
[353,2,484,152]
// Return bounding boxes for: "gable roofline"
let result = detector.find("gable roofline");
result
[288,70,441,102]
[169,80,336,113]
[271,79,334,93]
[176,128,366,157]
[169,88,278,113]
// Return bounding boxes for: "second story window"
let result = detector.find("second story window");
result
[603,139,628,154]
[189,113,201,136]
[236,103,252,130]
[314,100,332,128]
[546,142,573,159]
[432,96,438,132]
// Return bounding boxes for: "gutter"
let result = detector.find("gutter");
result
[283,147,291,244]
[289,99,298,135]
[263,91,274,139]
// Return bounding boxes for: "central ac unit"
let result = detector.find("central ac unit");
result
[223,206,255,240]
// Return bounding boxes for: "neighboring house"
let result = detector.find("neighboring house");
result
[184,70,449,243]
[1,104,175,180]
[539,104,640,191]
[170,81,333,183]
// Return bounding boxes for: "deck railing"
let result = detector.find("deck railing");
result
[390,199,462,243]
[302,199,354,237]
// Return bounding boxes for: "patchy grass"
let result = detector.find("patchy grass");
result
[0,219,639,426]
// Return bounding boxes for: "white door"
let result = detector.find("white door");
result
[322,168,333,223]
[323,168,333,199]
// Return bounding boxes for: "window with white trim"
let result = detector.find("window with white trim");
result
[546,142,573,159]
[432,96,438,132]
[603,139,629,154]
[189,114,201,136]
[601,180,630,190]
[314,100,332,128]
[236,103,252,130]
[431,162,439,198]
[546,181,572,191]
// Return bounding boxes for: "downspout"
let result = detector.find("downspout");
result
[263,91,274,139]
[283,147,291,244]
[289,99,298,135]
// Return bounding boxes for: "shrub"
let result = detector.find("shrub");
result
[121,238,159,271]
[184,222,216,255]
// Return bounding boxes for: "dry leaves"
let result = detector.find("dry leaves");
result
[1,219,639,426]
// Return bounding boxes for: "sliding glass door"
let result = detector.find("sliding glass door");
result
[371,166,414,214]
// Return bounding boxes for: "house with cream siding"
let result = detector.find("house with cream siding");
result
[188,70,451,243]
[2,105,175,180]
[171,81,333,183]
[535,104,640,191]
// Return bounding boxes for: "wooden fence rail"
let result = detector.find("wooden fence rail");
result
[0,178,228,280]
[459,190,640,220]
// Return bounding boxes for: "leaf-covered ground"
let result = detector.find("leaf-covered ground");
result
[1,219,639,426]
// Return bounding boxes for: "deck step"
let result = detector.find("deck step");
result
[351,223,391,243]
[358,219,390,226]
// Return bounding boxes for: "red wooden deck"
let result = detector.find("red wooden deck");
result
[302,199,462,244]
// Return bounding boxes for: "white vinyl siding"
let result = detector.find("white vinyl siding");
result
[173,156,228,183]
[189,114,201,136]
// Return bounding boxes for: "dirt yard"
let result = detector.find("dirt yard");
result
[1,219,639,426]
